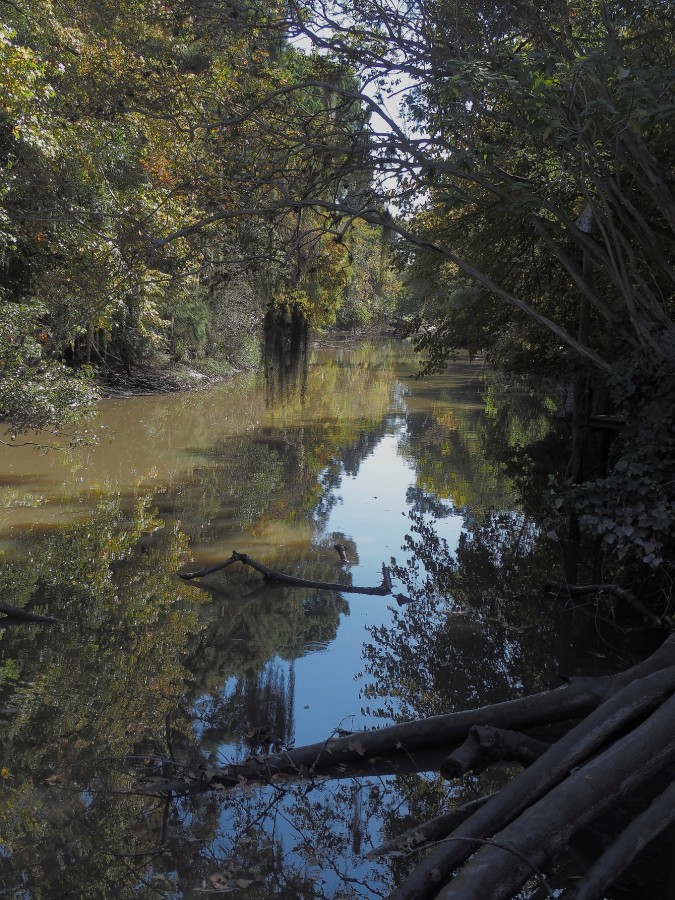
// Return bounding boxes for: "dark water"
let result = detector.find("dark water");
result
[0,339,631,897]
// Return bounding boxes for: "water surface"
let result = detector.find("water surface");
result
[0,338,602,897]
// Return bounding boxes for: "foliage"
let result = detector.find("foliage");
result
[337,221,404,328]
[249,2,667,374]
[0,0,376,431]
[556,353,675,584]
[0,299,98,434]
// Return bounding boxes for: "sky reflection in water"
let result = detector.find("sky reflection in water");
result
[0,339,503,898]
[292,427,465,746]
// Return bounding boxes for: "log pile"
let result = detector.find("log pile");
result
[141,630,675,899]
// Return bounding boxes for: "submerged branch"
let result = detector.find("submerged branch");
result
[179,550,393,595]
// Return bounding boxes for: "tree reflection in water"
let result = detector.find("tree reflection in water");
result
[0,351,611,898]
[0,496,390,898]
[263,306,309,405]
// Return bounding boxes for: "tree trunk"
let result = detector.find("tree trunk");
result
[148,637,675,798]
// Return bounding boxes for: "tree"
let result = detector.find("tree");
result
[1,0,369,432]
[147,0,674,373]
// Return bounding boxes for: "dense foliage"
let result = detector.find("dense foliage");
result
[273,0,675,586]
[0,0,399,431]
[2,1,675,583]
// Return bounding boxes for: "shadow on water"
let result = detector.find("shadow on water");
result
[263,306,308,404]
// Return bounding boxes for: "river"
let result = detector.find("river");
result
[0,337,625,897]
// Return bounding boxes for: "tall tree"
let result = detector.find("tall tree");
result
[153,0,674,374]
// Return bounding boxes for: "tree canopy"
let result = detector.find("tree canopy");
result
[0,0,398,430]
[3,1,674,403]
[280,0,675,373]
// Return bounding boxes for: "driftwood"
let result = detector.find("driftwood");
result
[140,745,462,795]
[138,634,675,899]
[0,601,60,624]
[179,550,393,595]
[137,674,617,796]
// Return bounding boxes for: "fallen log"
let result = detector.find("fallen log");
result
[127,632,675,900]
[179,550,393,596]
[134,635,675,898]
[145,678,611,796]
[436,686,675,900]
[138,745,459,795]
[390,662,675,900]
[571,776,675,900]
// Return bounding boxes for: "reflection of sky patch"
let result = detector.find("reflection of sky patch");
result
[292,428,465,746]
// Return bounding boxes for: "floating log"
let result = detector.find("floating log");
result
[133,635,675,898]
[141,636,675,798]
[179,550,393,595]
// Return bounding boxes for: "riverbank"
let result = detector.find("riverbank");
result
[99,325,397,398]
[99,358,251,398]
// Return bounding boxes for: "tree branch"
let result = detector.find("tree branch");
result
[179,550,393,595]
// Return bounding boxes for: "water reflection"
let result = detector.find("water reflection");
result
[263,306,309,404]
[0,340,584,897]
